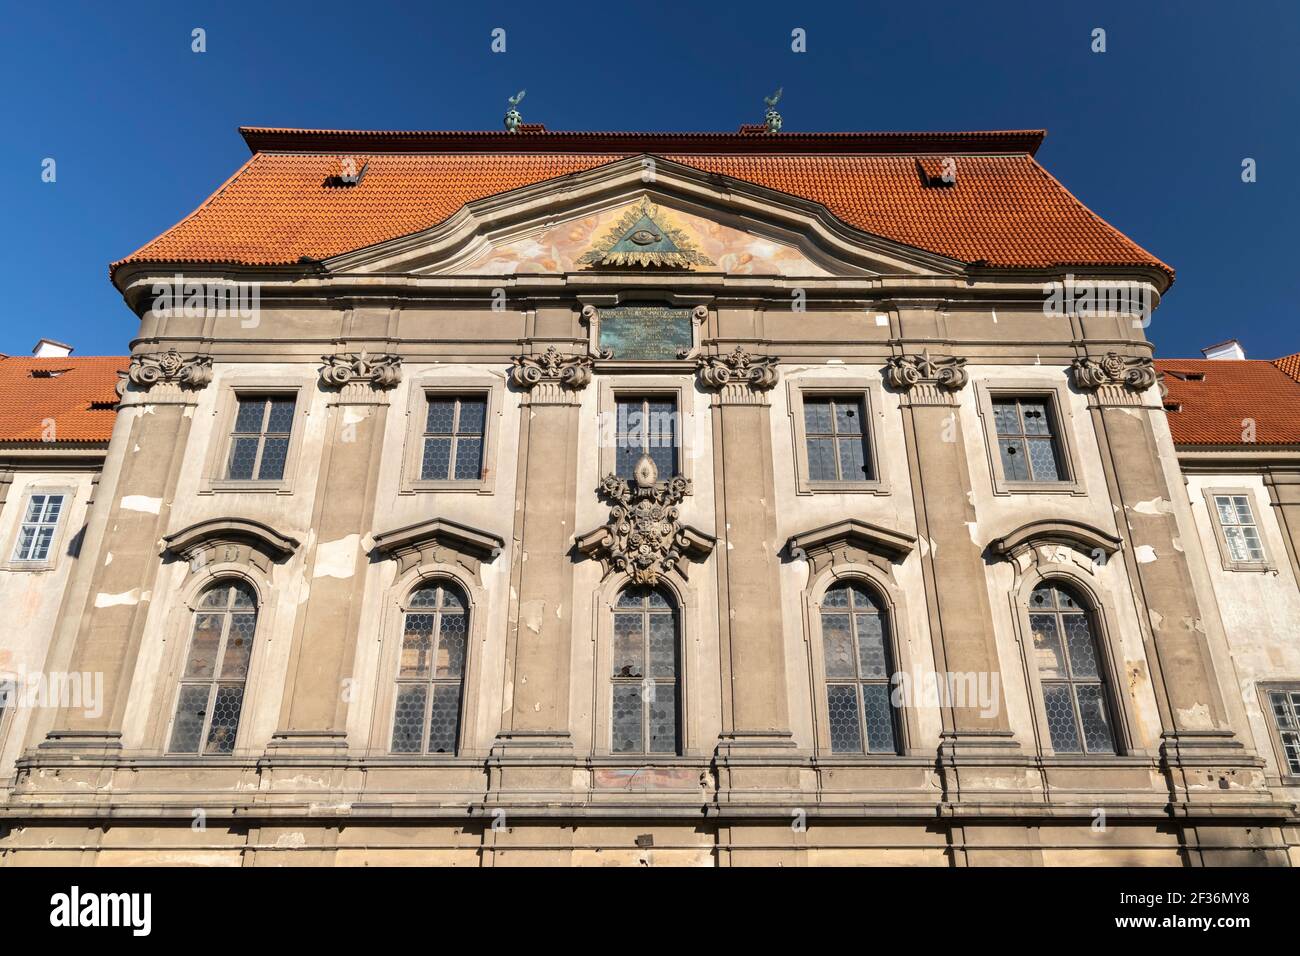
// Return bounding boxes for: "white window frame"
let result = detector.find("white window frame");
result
[1205,487,1274,572]
[6,486,74,571]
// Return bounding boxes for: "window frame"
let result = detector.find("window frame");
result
[201,379,310,495]
[388,580,471,757]
[596,377,695,489]
[817,580,902,756]
[164,579,261,757]
[974,380,1085,496]
[400,376,504,495]
[5,484,75,571]
[787,378,888,495]
[1015,575,1131,758]
[609,586,683,757]
[1256,682,1300,785]
[1204,486,1275,572]
[805,566,919,758]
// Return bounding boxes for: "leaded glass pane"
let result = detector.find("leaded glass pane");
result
[425,399,456,433]
[648,443,675,481]
[803,398,833,434]
[233,399,264,433]
[458,398,487,434]
[648,614,677,678]
[645,588,670,609]
[169,684,209,754]
[822,583,850,608]
[453,437,483,480]
[435,612,467,679]
[184,613,222,679]
[230,583,256,607]
[1075,684,1115,753]
[390,685,427,753]
[862,683,897,753]
[837,436,868,480]
[205,684,244,753]
[1019,401,1051,435]
[822,614,855,678]
[440,587,465,610]
[1030,614,1067,679]
[834,400,862,435]
[257,437,290,480]
[999,439,1029,481]
[992,400,1020,436]
[218,613,256,679]
[612,613,643,678]
[611,685,643,753]
[226,437,259,480]
[1062,613,1099,678]
[420,436,452,480]
[827,684,862,753]
[806,438,838,480]
[1043,683,1081,753]
[648,682,677,754]
[266,398,296,433]
[427,683,461,754]
[408,586,439,608]
[399,613,435,679]
[1026,438,1059,481]
[855,612,888,678]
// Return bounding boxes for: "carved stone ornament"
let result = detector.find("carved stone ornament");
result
[576,454,714,586]
[510,345,594,390]
[1070,352,1157,393]
[696,346,780,391]
[119,349,213,394]
[884,349,969,391]
[320,351,402,389]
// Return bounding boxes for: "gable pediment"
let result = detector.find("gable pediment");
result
[323,155,963,279]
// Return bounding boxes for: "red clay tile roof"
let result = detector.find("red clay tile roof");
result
[0,356,127,444]
[1273,352,1300,384]
[1156,358,1300,446]
[112,127,1171,281]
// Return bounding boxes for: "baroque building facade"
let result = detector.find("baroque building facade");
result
[1,126,1297,865]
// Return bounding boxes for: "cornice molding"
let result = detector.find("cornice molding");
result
[988,518,1124,561]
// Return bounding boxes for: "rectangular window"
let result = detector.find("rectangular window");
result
[12,493,65,562]
[419,394,487,481]
[992,397,1065,483]
[225,396,296,481]
[615,396,678,480]
[1267,689,1300,776]
[1213,494,1265,563]
[803,396,872,483]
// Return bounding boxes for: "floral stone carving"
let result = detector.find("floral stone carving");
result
[510,345,595,391]
[1070,352,1157,392]
[576,454,714,586]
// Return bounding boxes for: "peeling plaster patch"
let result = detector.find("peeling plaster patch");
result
[95,589,140,608]
[183,406,194,419]
[104,552,113,566]
[120,495,162,514]
[275,832,307,848]
[826,358,844,365]
[313,534,359,579]
[342,407,366,426]
[965,522,980,546]
[1131,497,1172,516]
[1149,609,1164,631]
[929,537,938,556]
[1182,616,1206,634]
[502,681,513,712]
[132,444,140,453]
[1135,545,1158,563]
[991,307,998,323]
[1176,702,1214,731]
[1172,536,1184,552]
[918,536,929,557]
[520,599,545,634]
[875,313,889,326]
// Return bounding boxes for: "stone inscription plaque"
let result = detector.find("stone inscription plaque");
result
[598,305,693,360]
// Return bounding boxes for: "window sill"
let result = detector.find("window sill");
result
[1220,561,1276,573]
[993,479,1085,496]
[796,480,889,496]
[399,480,493,495]
[2,560,55,573]
[201,480,293,495]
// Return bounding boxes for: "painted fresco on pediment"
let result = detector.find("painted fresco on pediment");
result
[448,198,833,277]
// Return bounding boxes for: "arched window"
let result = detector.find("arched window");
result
[1029,583,1116,754]
[611,586,680,755]
[169,580,258,754]
[391,581,468,754]
[822,581,899,754]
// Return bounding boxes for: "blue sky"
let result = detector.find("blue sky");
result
[3,0,1296,359]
